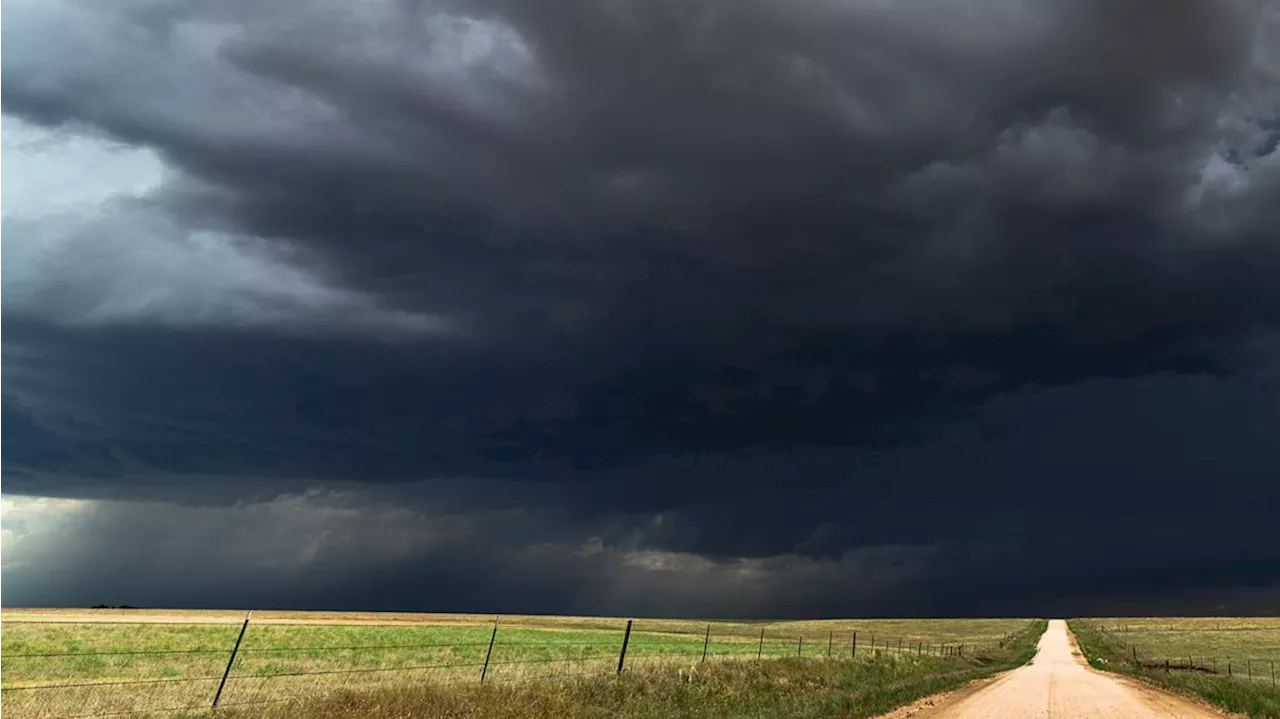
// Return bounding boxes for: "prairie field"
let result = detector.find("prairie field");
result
[1070,619,1280,719]
[0,609,1038,719]
[1085,617,1280,675]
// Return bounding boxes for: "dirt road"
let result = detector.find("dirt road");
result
[883,620,1228,719]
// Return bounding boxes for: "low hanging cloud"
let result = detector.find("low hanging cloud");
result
[0,490,946,617]
[2,205,454,338]
[3,0,1279,615]
[1,119,453,339]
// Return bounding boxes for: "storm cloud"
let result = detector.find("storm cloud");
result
[3,0,1279,615]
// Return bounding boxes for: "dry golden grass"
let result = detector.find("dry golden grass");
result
[1071,619,1280,718]
[1086,617,1280,669]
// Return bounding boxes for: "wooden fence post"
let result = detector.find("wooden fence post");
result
[212,611,252,708]
[480,615,500,682]
[617,620,633,674]
[798,636,803,657]
[852,631,857,658]
[702,624,711,663]
[827,631,833,658]
[757,627,765,661]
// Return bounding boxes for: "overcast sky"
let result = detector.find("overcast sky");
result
[3,0,1279,618]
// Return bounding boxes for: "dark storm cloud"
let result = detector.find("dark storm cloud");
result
[4,0,1280,613]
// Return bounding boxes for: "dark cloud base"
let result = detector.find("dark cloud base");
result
[3,0,1280,615]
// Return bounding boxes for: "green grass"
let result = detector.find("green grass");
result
[211,619,1050,719]
[1069,619,1280,719]
[0,611,1039,718]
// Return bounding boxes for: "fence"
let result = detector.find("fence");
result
[1090,622,1279,687]
[0,615,1009,719]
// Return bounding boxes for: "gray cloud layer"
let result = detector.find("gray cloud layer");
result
[3,0,1279,614]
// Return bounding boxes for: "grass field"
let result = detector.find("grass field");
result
[1085,617,1280,670]
[1069,619,1280,719]
[0,609,1039,719]
[219,622,1049,719]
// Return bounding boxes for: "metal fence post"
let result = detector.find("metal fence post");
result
[212,611,252,708]
[702,624,711,663]
[480,615,500,682]
[757,627,765,661]
[617,620,633,674]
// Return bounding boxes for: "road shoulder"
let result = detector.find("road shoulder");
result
[871,671,1015,718]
